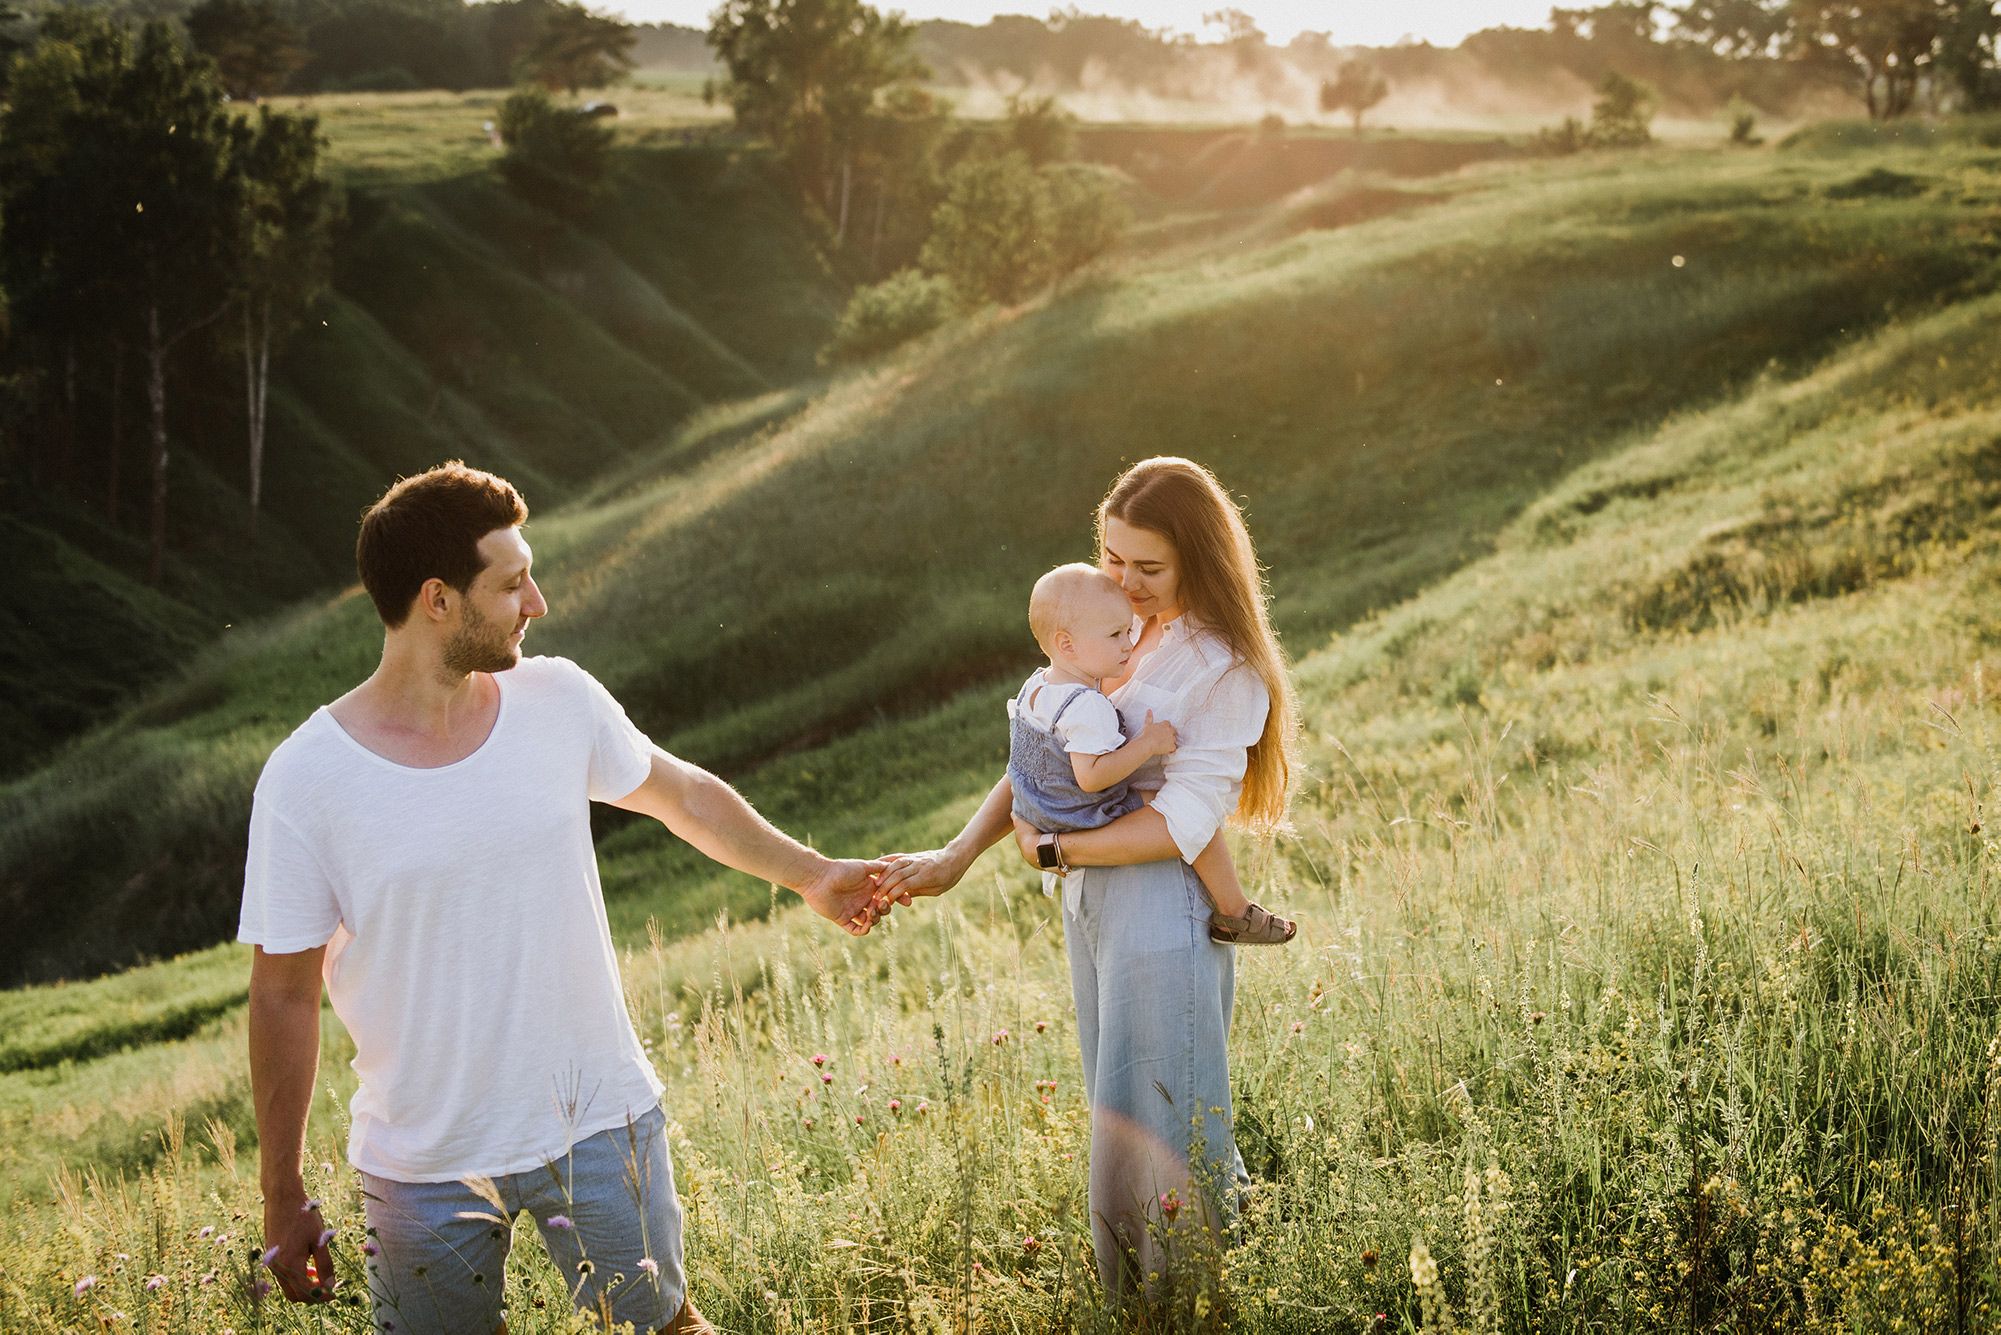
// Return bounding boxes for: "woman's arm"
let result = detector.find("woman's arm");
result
[875,775,1015,901]
[1010,804,1182,869]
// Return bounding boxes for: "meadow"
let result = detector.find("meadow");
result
[3,111,2001,1331]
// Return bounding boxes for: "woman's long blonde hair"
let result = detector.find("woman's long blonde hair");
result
[1098,456,1297,829]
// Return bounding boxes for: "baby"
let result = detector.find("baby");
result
[1008,563,1295,945]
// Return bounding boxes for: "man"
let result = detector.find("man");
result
[242,462,887,1334]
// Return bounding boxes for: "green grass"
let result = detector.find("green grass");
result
[6,130,2001,1329]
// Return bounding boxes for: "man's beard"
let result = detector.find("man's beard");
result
[442,601,519,676]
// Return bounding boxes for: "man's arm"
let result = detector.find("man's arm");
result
[610,749,885,933]
[248,944,337,1303]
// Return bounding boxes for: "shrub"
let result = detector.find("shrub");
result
[496,85,613,216]
[1591,71,1656,148]
[1725,94,1762,146]
[920,151,1051,305]
[1042,162,1129,280]
[1535,115,1589,155]
[820,269,957,364]
[1003,92,1076,167]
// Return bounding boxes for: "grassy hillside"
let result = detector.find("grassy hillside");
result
[3,128,2001,1329]
[4,135,1994,987]
[1,138,842,778]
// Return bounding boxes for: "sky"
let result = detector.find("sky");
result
[600,1,1562,47]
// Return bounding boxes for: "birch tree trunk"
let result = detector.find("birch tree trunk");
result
[245,300,271,527]
[836,153,852,245]
[146,304,170,586]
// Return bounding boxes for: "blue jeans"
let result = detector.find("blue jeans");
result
[1064,857,1247,1294]
[359,1103,685,1335]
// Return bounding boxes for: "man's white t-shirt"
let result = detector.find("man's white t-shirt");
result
[238,655,666,1183]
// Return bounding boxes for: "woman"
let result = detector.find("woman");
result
[877,456,1298,1295]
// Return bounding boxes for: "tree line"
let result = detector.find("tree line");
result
[0,13,338,581]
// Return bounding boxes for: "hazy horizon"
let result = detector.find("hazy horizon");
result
[604,0,1560,47]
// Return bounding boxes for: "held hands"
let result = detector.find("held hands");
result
[261,1192,338,1304]
[1134,709,1178,760]
[798,857,894,935]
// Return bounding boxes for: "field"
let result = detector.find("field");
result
[4,107,2001,1331]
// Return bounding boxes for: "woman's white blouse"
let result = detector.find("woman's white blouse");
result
[1108,612,1270,864]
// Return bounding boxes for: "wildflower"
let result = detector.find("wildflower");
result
[302,1199,321,1213]
[1290,1020,1304,1033]
[1022,1234,1042,1254]
[889,1051,904,1066]
[317,1228,338,1249]
[854,1114,865,1125]
[197,1226,214,1241]
[200,1271,218,1286]
[915,1101,929,1116]
[1034,1020,1049,1033]
[548,1214,573,1230]
[576,1260,594,1277]
[75,1276,98,1296]
[1361,1248,1379,1269]
[811,1054,828,1067]
[1159,1190,1181,1221]
[362,1241,380,1257]
[993,1029,1010,1045]
[252,1278,272,1300]
[144,1275,167,1293]
[888,1099,902,1115]
[637,1257,659,1278]
[821,1073,833,1085]
[260,1246,281,1268]
[803,1117,816,1129]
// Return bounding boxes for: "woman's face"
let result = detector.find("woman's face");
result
[1101,516,1182,623]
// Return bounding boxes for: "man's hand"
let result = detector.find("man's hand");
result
[798,857,891,935]
[873,849,968,906]
[260,1191,337,1304]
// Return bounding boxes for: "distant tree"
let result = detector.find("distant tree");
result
[1674,0,1790,57]
[708,0,924,238]
[1937,0,2001,109]
[0,17,251,580]
[920,151,1050,304]
[515,1,634,95]
[1004,91,1075,166]
[1041,162,1128,280]
[1203,8,1266,73]
[857,83,951,274]
[235,108,339,524]
[1724,92,1763,142]
[1590,69,1657,144]
[497,85,612,214]
[184,0,305,100]
[1319,57,1389,135]
[1788,0,1947,119]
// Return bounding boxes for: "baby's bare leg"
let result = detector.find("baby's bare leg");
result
[1190,834,1250,918]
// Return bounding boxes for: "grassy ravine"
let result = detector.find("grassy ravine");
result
[4,129,2001,1330]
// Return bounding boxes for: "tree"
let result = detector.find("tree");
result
[1590,69,1657,144]
[1936,0,2001,108]
[236,108,339,524]
[184,0,305,101]
[707,0,924,235]
[1788,0,1949,119]
[1004,92,1076,166]
[1042,162,1129,280]
[0,17,251,580]
[856,84,951,275]
[919,152,1050,305]
[1674,0,1791,56]
[1319,56,1389,135]
[497,85,613,214]
[514,1,635,95]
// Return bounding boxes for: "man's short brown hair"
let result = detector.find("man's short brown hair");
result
[356,462,528,627]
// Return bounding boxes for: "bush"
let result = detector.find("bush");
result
[920,151,1051,305]
[1042,162,1129,280]
[1535,115,1589,156]
[1591,71,1655,148]
[1725,94,1762,146]
[820,269,957,364]
[496,85,612,216]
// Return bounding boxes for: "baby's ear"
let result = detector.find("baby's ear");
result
[1051,629,1073,656]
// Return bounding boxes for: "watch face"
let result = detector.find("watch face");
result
[1037,838,1059,869]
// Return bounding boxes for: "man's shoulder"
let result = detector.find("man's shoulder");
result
[255,709,347,803]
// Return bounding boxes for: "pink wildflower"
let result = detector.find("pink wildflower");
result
[811,1054,827,1067]
[196,1226,214,1241]
[1034,1020,1049,1033]
[144,1275,167,1293]
[1022,1235,1042,1254]
[992,1029,1009,1045]
[821,1073,833,1085]
[362,1241,381,1257]
[1160,1190,1181,1221]
[888,1099,902,1115]
[252,1277,272,1300]
[260,1246,281,1268]
[316,1228,338,1249]
[75,1275,98,1296]
[637,1257,659,1277]
[547,1215,573,1231]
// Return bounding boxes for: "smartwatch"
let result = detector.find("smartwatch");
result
[1035,831,1066,873]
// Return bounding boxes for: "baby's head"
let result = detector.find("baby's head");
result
[1029,563,1134,684]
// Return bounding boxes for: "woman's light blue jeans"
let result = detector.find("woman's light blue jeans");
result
[1063,857,1247,1294]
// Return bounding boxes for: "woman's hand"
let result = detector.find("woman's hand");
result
[873,849,967,906]
[1010,816,1051,871]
